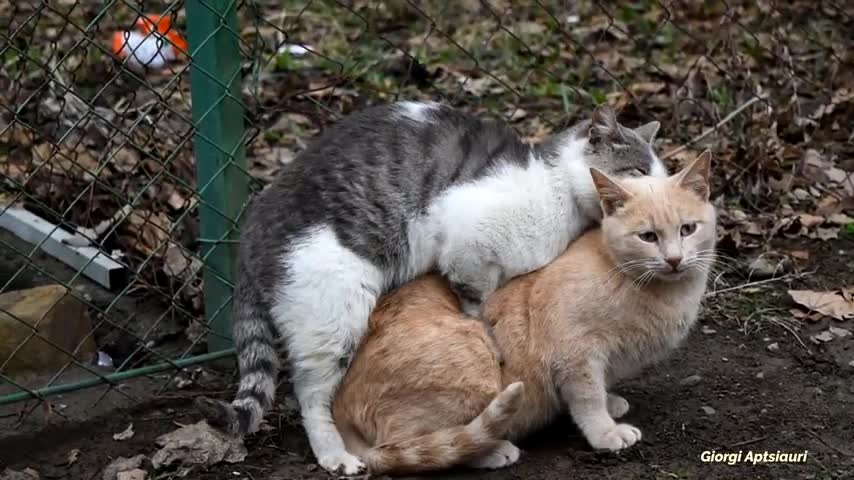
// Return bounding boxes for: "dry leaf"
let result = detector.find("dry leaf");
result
[827,213,854,225]
[790,250,810,261]
[111,146,141,173]
[113,423,135,441]
[629,81,666,95]
[815,227,839,241]
[163,244,202,280]
[102,455,145,480]
[742,221,763,236]
[789,289,854,321]
[826,167,849,184]
[116,469,147,480]
[66,448,81,466]
[127,211,171,256]
[151,421,247,473]
[797,213,824,228]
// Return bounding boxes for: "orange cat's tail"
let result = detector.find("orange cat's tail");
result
[362,382,525,475]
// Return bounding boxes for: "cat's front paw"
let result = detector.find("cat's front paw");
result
[316,451,366,476]
[450,281,484,318]
[460,298,484,318]
[588,423,642,451]
[467,440,521,469]
[606,393,630,419]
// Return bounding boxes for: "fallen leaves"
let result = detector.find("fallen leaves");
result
[113,423,135,441]
[150,421,246,477]
[66,449,81,467]
[126,210,172,257]
[102,455,145,480]
[0,468,40,480]
[789,289,854,321]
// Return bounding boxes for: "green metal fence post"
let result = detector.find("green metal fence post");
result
[185,0,248,354]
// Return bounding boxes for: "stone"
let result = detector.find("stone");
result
[746,256,790,279]
[0,285,96,376]
[679,374,702,386]
[700,405,716,415]
[829,326,851,338]
[811,331,835,344]
[767,342,780,352]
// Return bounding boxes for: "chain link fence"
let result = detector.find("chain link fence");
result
[1,0,851,426]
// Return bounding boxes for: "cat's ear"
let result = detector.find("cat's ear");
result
[634,121,660,144]
[588,105,620,145]
[590,168,632,215]
[674,150,712,200]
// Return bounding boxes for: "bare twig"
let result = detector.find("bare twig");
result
[805,428,854,457]
[664,94,768,160]
[767,316,810,354]
[704,270,814,298]
[728,435,767,448]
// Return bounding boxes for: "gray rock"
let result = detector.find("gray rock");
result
[811,331,835,344]
[679,374,702,386]
[829,326,851,338]
[767,342,780,352]
[700,405,716,415]
[746,256,790,279]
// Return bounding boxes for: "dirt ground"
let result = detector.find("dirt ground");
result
[0,236,852,480]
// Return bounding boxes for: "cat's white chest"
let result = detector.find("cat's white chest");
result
[607,301,702,385]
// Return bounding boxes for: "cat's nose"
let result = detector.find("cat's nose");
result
[665,256,682,270]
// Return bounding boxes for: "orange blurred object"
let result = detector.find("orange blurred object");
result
[111,12,188,70]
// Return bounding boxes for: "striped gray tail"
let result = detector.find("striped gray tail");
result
[196,290,280,436]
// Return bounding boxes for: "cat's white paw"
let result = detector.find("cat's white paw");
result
[467,440,521,469]
[461,298,484,318]
[316,451,366,476]
[606,393,630,419]
[588,423,642,451]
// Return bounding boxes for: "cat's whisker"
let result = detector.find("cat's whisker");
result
[602,261,649,289]
[688,255,739,276]
[691,252,742,273]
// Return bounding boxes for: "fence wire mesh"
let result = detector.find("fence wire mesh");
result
[1,0,852,428]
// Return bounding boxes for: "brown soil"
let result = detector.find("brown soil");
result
[1,237,853,480]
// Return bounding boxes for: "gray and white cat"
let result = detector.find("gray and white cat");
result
[197,101,666,475]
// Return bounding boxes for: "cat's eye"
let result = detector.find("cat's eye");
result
[638,231,658,243]
[680,223,697,236]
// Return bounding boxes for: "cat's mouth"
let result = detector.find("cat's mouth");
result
[656,266,689,281]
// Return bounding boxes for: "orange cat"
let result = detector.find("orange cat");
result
[332,152,716,475]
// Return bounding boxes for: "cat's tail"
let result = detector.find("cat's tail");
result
[362,382,525,475]
[195,288,280,436]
